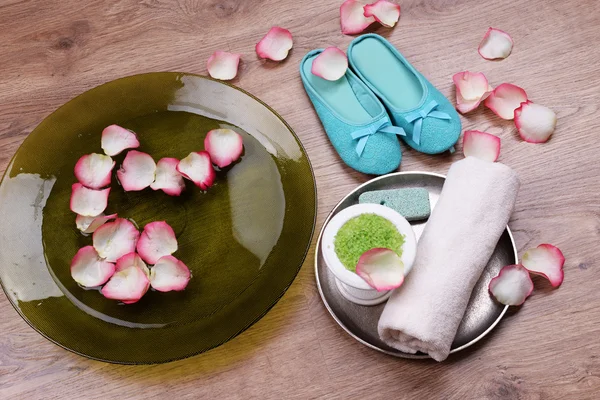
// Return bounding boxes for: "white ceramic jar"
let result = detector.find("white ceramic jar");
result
[322,204,417,306]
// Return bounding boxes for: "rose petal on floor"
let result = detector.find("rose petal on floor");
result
[356,248,405,291]
[255,27,293,61]
[101,125,140,156]
[93,218,140,262]
[204,128,243,168]
[117,150,157,191]
[177,151,215,190]
[522,244,565,287]
[136,221,178,265]
[150,255,191,292]
[478,27,513,60]
[489,264,534,306]
[74,153,115,189]
[484,83,528,120]
[101,252,150,304]
[452,71,493,113]
[71,246,116,287]
[70,183,110,217]
[463,130,501,162]
[311,47,348,81]
[363,0,401,28]
[150,157,186,196]
[76,213,118,234]
[207,51,241,80]
[514,101,557,143]
[340,0,376,35]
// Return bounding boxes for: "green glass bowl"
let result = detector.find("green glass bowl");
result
[0,72,316,364]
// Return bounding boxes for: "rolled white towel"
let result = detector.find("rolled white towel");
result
[378,157,520,361]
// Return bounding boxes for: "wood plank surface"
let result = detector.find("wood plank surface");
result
[1,0,599,398]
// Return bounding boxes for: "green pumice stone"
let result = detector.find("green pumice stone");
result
[359,188,431,221]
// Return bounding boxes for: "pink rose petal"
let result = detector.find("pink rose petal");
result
[204,129,243,168]
[340,0,376,35]
[484,83,528,120]
[150,255,191,292]
[136,221,178,265]
[478,27,513,60]
[101,252,150,304]
[70,246,116,288]
[150,157,186,196]
[311,47,348,81]
[514,101,557,143]
[74,153,115,189]
[255,27,293,61]
[70,183,110,217]
[76,213,118,234]
[117,150,157,191]
[101,125,140,157]
[207,51,241,81]
[463,130,501,162]
[522,244,565,288]
[115,253,151,288]
[489,264,534,306]
[363,0,400,28]
[355,248,405,291]
[116,252,150,276]
[177,151,215,190]
[92,218,140,262]
[452,71,493,114]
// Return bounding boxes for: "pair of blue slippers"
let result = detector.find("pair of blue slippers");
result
[300,34,461,175]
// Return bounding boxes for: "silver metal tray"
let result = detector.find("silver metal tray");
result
[315,171,517,359]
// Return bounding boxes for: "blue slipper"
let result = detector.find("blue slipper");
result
[300,49,405,175]
[347,34,461,154]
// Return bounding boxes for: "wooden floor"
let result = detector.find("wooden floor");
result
[1,0,599,398]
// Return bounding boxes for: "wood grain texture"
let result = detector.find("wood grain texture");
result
[1,0,599,398]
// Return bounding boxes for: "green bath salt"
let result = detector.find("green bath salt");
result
[334,213,405,272]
